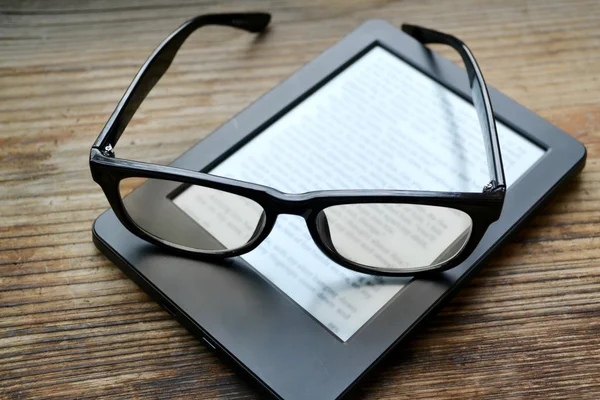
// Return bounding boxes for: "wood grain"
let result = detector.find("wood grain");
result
[1,0,599,398]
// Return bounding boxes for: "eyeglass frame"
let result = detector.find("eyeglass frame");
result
[90,12,506,277]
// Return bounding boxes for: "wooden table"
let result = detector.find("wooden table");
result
[2,0,599,398]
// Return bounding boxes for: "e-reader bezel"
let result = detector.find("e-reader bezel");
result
[92,19,586,400]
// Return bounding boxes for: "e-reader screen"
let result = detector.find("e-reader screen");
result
[172,45,545,341]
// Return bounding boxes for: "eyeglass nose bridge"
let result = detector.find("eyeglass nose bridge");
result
[267,192,319,219]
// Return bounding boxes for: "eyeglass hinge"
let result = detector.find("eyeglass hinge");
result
[102,144,115,157]
[483,180,505,193]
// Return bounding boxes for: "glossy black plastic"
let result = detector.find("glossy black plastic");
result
[90,12,506,276]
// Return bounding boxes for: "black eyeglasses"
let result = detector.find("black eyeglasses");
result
[90,12,506,277]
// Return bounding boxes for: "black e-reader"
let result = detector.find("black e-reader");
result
[92,19,586,400]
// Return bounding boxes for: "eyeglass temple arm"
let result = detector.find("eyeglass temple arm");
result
[92,13,271,154]
[401,24,506,192]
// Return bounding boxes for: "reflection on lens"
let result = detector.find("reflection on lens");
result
[317,203,472,272]
[119,178,265,252]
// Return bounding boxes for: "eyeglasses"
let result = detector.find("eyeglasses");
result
[90,12,506,277]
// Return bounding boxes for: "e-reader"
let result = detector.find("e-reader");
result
[92,19,586,400]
